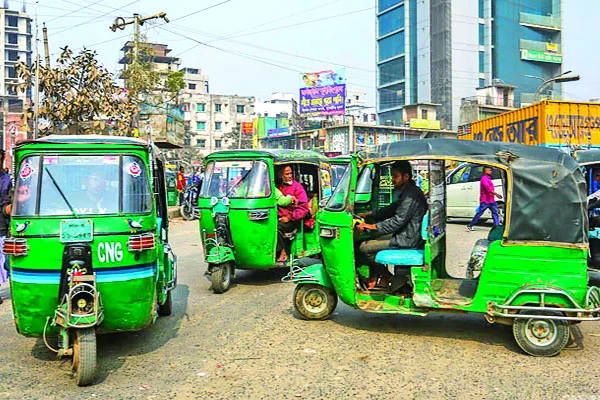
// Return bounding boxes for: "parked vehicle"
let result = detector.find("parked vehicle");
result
[574,149,600,270]
[292,139,600,357]
[180,180,201,220]
[198,149,332,293]
[329,155,351,190]
[446,162,505,221]
[6,135,177,385]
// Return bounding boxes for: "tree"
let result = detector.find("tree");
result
[223,126,253,149]
[14,47,137,135]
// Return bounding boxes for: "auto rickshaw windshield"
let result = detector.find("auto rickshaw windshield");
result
[325,164,351,211]
[14,154,152,216]
[200,160,272,198]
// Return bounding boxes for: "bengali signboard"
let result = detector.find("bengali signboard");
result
[520,49,562,64]
[268,127,290,138]
[410,118,441,130]
[242,122,254,134]
[299,84,346,116]
[301,69,346,88]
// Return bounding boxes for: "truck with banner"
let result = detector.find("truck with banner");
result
[458,100,600,152]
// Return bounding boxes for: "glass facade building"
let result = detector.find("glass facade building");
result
[376,0,563,129]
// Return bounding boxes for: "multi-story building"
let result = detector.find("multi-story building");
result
[1,5,31,108]
[376,0,563,129]
[180,68,255,155]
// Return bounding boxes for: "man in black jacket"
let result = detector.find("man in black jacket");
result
[357,160,427,288]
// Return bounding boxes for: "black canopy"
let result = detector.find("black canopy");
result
[358,139,587,245]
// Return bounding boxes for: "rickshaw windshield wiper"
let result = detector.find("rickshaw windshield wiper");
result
[44,167,78,217]
[227,168,254,197]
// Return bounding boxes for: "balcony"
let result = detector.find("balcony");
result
[520,39,563,64]
[461,96,515,109]
[519,12,561,31]
[520,39,561,53]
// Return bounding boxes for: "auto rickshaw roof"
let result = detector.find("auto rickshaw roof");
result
[206,149,329,165]
[15,134,148,148]
[358,139,587,246]
[573,149,600,166]
[329,155,352,164]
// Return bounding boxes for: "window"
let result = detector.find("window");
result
[6,33,17,45]
[378,57,405,85]
[478,0,485,18]
[196,121,206,130]
[378,31,404,62]
[378,5,404,37]
[479,78,486,88]
[196,139,206,148]
[236,105,245,113]
[188,83,196,90]
[6,50,18,61]
[215,139,222,148]
[5,67,17,79]
[378,0,401,12]
[215,122,222,130]
[236,123,241,131]
[421,109,428,119]
[201,160,271,198]
[14,155,151,216]
[479,51,485,73]
[451,166,470,184]
[6,15,18,27]
[479,24,485,46]
[197,103,206,112]
[326,166,351,211]
[378,109,403,126]
[378,83,405,110]
[215,104,222,112]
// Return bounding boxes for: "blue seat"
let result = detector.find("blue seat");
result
[374,214,429,266]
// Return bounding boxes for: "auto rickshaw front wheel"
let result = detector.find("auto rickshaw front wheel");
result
[294,284,338,320]
[211,262,233,294]
[72,328,97,386]
[512,310,570,357]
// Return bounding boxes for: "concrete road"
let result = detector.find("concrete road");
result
[1,220,600,399]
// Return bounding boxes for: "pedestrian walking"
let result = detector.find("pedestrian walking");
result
[0,150,12,303]
[467,167,502,231]
[176,166,186,206]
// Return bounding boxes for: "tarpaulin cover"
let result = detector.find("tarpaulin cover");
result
[358,139,587,245]
[574,149,600,166]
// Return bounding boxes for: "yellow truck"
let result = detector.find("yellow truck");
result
[459,100,600,151]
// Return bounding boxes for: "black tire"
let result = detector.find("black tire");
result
[158,290,173,316]
[513,310,570,357]
[294,284,337,320]
[180,204,195,221]
[72,328,97,386]
[211,262,233,294]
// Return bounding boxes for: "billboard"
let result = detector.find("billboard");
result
[520,49,562,64]
[242,122,253,134]
[299,84,346,116]
[299,69,346,117]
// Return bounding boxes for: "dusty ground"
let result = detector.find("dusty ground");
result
[1,220,600,399]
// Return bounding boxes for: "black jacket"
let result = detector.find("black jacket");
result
[371,181,427,248]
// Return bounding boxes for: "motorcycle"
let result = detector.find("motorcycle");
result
[180,180,201,220]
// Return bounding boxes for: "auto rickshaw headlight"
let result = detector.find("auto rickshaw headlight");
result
[319,227,338,238]
[222,197,230,206]
[210,196,218,206]
[71,289,95,315]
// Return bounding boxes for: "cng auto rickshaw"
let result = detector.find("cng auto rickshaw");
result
[199,149,332,293]
[6,135,177,385]
[292,139,600,357]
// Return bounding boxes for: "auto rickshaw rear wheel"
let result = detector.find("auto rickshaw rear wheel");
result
[513,310,570,357]
[294,284,337,320]
[72,328,97,386]
[211,262,233,294]
[158,291,173,316]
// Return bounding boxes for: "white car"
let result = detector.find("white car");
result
[446,163,505,222]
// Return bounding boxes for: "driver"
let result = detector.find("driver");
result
[82,173,115,213]
[357,160,427,289]
[276,165,309,262]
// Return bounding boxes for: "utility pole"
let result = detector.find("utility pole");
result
[33,14,39,139]
[110,12,169,64]
[42,23,50,68]
[110,12,169,136]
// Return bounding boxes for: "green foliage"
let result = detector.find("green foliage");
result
[223,127,253,149]
[14,46,136,135]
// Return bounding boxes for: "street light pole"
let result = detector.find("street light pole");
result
[526,70,580,102]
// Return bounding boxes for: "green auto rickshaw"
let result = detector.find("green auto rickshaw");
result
[199,149,333,293]
[292,139,600,357]
[329,155,351,190]
[6,135,177,385]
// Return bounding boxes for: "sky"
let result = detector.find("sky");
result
[23,0,600,104]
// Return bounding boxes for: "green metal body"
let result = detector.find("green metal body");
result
[166,170,178,207]
[9,137,175,337]
[199,150,329,270]
[313,155,591,317]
